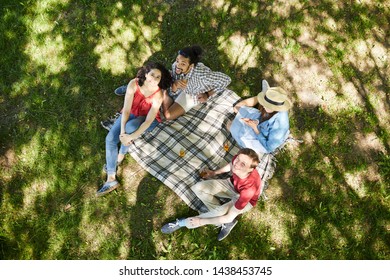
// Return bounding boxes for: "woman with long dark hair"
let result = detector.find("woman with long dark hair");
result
[97,62,172,196]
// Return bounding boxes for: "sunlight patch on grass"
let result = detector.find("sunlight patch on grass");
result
[22,179,50,211]
[271,0,306,17]
[327,223,348,249]
[78,203,125,253]
[344,172,368,198]
[207,0,228,11]
[34,0,70,13]
[10,78,34,98]
[259,204,294,247]
[23,1,69,76]
[354,132,386,154]
[350,40,375,71]
[226,244,249,259]
[285,60,334,107]
[20,233,34,259]
[367,39,388,68]
[95,44,128,75]
[300,218,315,239]
[344,165,381,189]
[94,7,161,75]
[372,238,388,258]
[340,82,364,106]
[118,239,131,259]
[291,13,387,116]
[45,225,66,259]
[367,90,390,134]
[324,17,338,32]
[350,220,366,243]
[115,1,124,10]
[25,35,68,75]
[290,64,336,107]
[29,14,54,34]
[302,131,315,145]
[217,33,259,71]
[297,28,328,55]
[19,132,42,167]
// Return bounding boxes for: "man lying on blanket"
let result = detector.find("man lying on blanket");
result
[161,148,261,241]
[100,45,231,130]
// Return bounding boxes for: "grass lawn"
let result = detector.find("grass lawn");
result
[0,0,389,260]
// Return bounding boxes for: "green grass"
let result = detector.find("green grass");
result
[0,0,389,260]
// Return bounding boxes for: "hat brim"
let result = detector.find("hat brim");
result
[257,91,292,112]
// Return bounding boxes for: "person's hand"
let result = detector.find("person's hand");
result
[197,92,209,103]
[120,133,135,146]
[172,79,188,92]
[242,118,260,134]
[187,217,202,228]
[199,168,215,179]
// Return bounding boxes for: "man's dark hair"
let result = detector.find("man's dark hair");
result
[178,45,203,65]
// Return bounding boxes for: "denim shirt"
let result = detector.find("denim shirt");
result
[256,110,289,153]
[230,106,290,154]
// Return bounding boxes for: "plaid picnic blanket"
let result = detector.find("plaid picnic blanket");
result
[128,89,278,212]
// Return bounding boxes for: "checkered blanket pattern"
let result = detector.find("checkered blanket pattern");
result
[128,89,278,212]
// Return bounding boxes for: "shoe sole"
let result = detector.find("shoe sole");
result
[218,220,238,241]
[100,121,112,131]
[96,183,119,197]
[161,225,181,234]
[114,86,127,96]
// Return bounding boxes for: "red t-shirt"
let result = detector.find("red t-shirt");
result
[130,79,162,122]
[230,155,261,210]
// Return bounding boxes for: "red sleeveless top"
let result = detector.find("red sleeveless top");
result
[130,79,162,122]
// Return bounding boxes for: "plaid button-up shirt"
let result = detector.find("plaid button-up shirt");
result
[170,62,231,105]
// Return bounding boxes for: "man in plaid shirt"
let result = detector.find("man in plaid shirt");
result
[162,45,231,120]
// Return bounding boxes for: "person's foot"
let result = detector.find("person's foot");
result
[101,119,114,131]
[217,219,238,241]
[161,219,184,234]
[96,180,119,197]
[100,112,121,131]
[117,153,125,164]
[114,85,127,96]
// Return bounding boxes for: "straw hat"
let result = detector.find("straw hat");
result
[257,80,292,111]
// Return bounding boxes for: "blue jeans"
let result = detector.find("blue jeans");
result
[105,114,159,174]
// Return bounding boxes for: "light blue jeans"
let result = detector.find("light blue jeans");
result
[105,114,158,174]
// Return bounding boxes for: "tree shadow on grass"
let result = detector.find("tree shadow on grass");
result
[127,173,197,259]
[0,0,127,259]
[0,0,389,260]
[270,105,390,259]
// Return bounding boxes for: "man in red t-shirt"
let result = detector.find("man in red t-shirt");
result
[161,148,261,241]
